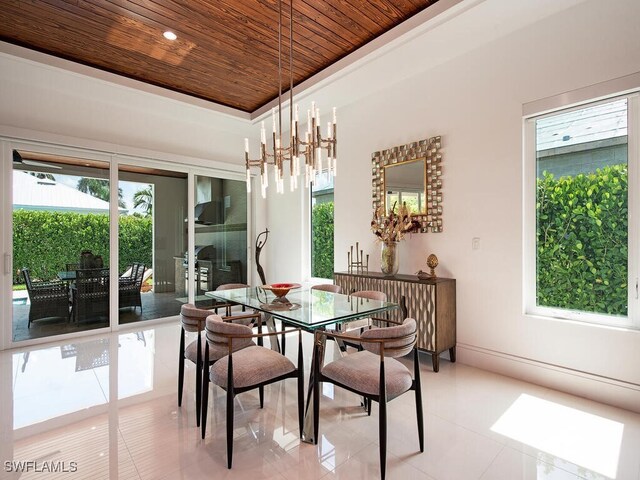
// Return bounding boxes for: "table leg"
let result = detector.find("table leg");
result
[301,331,326,444]
[264,313,281,353]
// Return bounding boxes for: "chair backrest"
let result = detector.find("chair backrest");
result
[66,263,80,271]
[205,314,254,353]
[22,268,34,292]
[217,283,249,291]
[352,290,387,301]
[312,284,342,294]
[76,268,109,296]
[132,263,146,287]
[360,318,417,358]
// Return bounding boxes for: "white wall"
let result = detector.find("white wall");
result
[266,0,640,411]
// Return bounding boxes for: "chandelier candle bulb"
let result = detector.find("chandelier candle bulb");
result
[244,138,249,153]
[272,108,277,133]
[260,122,266,144]
[333,107,337,124]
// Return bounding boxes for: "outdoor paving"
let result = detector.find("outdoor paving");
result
[12,291,182,342]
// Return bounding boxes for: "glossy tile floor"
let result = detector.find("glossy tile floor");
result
[2,321,639,480]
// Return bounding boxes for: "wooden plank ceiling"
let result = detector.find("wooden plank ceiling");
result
[0,0,439,113]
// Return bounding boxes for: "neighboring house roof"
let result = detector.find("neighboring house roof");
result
[536,98,627,151]
[13,171,126,214]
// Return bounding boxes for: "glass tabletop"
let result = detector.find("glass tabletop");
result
[204,287,398,330]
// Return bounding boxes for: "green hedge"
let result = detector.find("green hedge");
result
[537,164,628,315]
[312,202,334,279]
[13,210,152,283]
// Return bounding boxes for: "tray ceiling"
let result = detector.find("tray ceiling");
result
[0,0,439,113]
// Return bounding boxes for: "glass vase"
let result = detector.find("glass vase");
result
[380,242,399,276]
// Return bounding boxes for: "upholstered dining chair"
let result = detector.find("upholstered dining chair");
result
[335,290,388,351]
[278,283,343,355]
[213,283,260,323]
[177,303,260,427]
[201,314,304,469]
[312,318,423,480]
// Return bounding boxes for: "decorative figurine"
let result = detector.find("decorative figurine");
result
[416,253,439,279]
[255,228,269,285]
[427,253,439,277]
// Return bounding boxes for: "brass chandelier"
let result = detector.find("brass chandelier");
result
[244,0,337,198]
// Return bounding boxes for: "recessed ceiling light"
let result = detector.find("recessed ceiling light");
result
[163,31,177,41]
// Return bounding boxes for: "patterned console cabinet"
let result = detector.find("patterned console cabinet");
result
[334,271,456,372]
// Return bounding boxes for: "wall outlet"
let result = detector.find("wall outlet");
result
[472,237,480,250]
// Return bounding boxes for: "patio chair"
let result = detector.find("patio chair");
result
[22,267,70,328]
[119,262,145,312]
[72,268,109,323]
[313,318,423,480]
[65,263,80,271]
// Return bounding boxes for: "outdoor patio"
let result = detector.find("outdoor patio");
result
[12,291,183,342]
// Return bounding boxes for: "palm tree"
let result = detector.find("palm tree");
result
[77,178,125,208]
[133,185,153,216]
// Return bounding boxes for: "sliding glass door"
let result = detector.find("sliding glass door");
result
[12,151,112,341]
[4,143,250,347]
[118,164,187,325]
[193,175,248,308]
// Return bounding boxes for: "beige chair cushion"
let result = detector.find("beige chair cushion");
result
[185,331,205,363]
[210,346,295,389]
[186,331,255,363]
[360,318,416,358]
[181,303,211,332]
[352,290,387,301]
[217,283,249,291]
[322,350,412,398]
[312,284,342,294]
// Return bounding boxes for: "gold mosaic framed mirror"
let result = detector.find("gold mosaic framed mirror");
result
[371,136,443,233]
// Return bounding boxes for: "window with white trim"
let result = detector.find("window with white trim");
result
[525,94,639,329]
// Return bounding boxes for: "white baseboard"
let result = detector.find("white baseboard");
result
[457,343,640,414]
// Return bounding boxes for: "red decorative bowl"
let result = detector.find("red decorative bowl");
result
[262,282,301,298]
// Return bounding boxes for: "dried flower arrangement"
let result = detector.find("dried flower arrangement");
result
[371,201,420,244]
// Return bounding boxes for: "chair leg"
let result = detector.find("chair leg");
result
[281,320,286,356]
[226,356,235,469]
[367,397,372,416]
[196,331,202,427]
[379,361,387,480]
[297,334,304,435]
[178,327,185,407]
[201,345,210,439]
[313,344,320,445]
[414,348,424,452]
[259,386,264,408]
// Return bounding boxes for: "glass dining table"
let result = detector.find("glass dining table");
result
[204,286,400,443]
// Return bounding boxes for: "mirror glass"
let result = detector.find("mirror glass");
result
[384,159,426,215]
